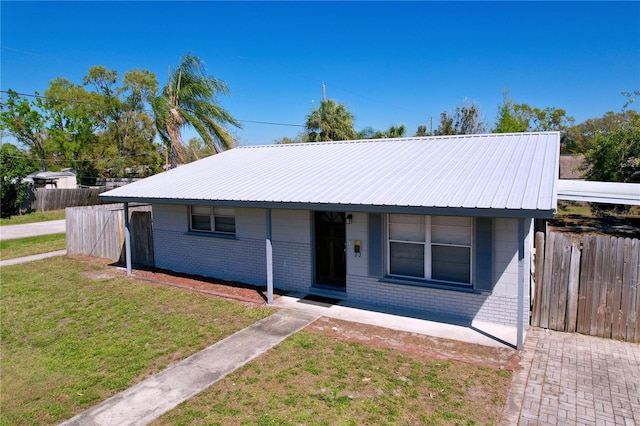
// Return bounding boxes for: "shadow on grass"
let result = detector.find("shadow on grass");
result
[109,262,287,303]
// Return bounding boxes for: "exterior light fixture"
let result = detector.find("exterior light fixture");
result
[346,214,353,224]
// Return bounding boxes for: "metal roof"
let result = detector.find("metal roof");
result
[101,132,560,218]
[557,180,640,205]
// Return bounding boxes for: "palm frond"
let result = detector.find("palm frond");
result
[151,52,240,168]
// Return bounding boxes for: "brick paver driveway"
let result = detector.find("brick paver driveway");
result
[501,328,639,425]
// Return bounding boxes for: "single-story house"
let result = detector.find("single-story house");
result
[24,170,77,189]
[101,132,560,349]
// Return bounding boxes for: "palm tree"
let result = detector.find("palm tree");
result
[305,99,357,142]
[385,124,406,138]
[152,53,240,168]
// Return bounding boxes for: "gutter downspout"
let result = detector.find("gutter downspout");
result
[124,202,132,276]
[517,218,525,350]
[265,209,273,304]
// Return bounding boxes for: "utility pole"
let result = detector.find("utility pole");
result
[322,82,326,102]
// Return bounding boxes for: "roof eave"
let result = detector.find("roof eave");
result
[100,195,556,219]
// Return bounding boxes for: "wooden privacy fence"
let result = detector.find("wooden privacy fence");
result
[532,231,639,342]
[66,204,154,267]
[27,188,109,212]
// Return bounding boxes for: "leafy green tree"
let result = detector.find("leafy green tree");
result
[494,94,574,135]
[84,67,157,151]
[356,126,379,139]
[582,92,639,215]
[0,143,38,218]
[1,66,163,182]
[152,53,241,168]
[83,66,161,178]
[385,124,406,138]
[357,124,406,139]
[274,134,305,144]
[43,78,101,183]
[183,137,215,163]
[584,117,639,183]
[414,125,429,137]
[435,102,487,135]
[305,99,357,142]
[564,110,639,154]
[494,94,575,152]
[493,97,530,133]
[0,90,49,171]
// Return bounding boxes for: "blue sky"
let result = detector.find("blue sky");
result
[2,1,639,146]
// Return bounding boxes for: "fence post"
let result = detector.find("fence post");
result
[532,232,545,327]
[539,232,556,329]
[566,239,581,332]
[123,202,132,276]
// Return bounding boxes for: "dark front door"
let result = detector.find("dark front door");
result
[314,211,346,289]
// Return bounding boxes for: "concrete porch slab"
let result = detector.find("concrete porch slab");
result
[273,293,520,349]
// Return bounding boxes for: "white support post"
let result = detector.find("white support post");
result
[265,209,273,305]
[123,202,132,276]
[517,218,525,350]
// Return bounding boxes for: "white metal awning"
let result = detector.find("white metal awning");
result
[557,180,640,205]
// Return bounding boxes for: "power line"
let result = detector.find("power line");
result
[2,150,162,164]
[0,90,105,108]
[237,119,303,128]
[0,90,305,128]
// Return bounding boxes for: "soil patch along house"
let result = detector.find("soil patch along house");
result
[100,132,560,349]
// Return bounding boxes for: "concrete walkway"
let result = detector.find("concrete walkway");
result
[0,249,67,267]
[59,309,320,426]
[0,219,66,240]
[274,293,519,348]
[501,328,640,425]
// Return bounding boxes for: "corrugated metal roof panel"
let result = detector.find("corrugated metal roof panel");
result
[557,180,640,205]
[102,132,560,216]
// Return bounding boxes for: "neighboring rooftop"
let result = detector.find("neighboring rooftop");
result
[101,132,560,218]
[559,154,586,179]
[557,180,640,206]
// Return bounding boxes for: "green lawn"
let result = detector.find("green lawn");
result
[1,255,513,426]
[0,256,275,425]
[154,331,511,426]
[0,233,67,260]
[0,209,66,226]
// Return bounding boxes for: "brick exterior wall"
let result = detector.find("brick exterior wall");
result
[152,204,530,327]
[346,275,526,326]
[153,205,312,293]
[153,229,266,286]
[272,241,312,293]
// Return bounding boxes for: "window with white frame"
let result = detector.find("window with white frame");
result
[387,214,472,285]
[190,206,236,234]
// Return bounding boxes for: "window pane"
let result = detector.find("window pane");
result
[215,216,236,233]
[389,214,425,242]
[432,216,472,227]
[431,216,472,245]
[432,225,472,245]
[214,207,234,217]
[192,205,210,215]
[431,245,471,283]
[390,242,424,278]
[192,215,211,231]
